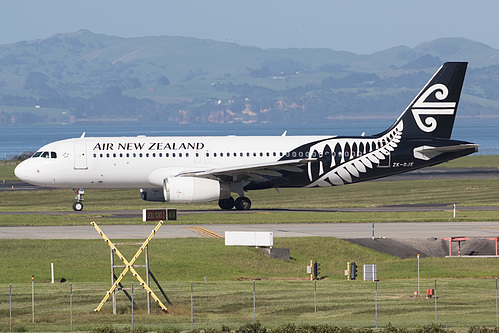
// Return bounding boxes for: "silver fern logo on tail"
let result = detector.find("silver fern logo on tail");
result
[411,84,456,133]
[306,121,403,187]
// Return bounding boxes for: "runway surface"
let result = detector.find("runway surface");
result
[2,221,499,240]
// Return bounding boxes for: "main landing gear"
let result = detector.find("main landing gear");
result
[72,188,84,211]
[218,196,252,210]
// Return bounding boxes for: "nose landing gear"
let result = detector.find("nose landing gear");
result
[72,188,84,211]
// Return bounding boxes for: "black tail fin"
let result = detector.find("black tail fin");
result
[379,62,467,139]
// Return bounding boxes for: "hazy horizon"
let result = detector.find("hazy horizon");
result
[2,0,499,54]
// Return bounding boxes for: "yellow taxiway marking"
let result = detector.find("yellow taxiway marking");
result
[184,226,223,238]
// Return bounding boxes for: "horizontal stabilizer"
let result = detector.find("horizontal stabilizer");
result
[413,144,479,161]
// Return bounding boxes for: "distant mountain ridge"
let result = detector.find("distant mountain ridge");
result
[1,30,499,125]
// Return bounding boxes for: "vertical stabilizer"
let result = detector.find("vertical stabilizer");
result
[379,62,467,139]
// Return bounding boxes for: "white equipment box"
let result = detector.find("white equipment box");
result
[225,231,273,247]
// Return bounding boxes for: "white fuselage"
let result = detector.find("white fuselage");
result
[15,135,333,189]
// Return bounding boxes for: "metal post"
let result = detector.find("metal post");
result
[375,280,378,328]
[190,281,193,330]
[9,283,12,332]
[111,248,116,315]
[372,222,375,240]
[31,275,35,323]
[146,245,151,314]
[496,278,498,327]
[51,263,54,284]
[434,278,437,324]
[314,279,317,325]
[253,280,256,323]
[70,283,73,331]
[131,282,134,331]
[417,253,420,296]
[453,204,456,218]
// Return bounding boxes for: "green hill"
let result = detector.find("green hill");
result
[1,30,499,125]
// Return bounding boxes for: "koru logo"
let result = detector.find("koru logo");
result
[411,84,456,132]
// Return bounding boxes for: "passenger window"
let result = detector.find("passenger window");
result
[186,153,189,157]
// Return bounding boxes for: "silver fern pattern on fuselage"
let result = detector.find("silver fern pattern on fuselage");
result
[306,121,404,187]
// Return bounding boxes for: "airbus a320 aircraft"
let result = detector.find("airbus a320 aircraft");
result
[15,62,478,211]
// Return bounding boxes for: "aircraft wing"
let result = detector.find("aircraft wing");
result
[178,158,315,182]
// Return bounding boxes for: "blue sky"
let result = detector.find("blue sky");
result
[1,0,497,54]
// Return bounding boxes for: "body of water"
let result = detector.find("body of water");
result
[1,117,498,159]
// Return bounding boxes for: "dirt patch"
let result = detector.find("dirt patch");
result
[343,238,498,258]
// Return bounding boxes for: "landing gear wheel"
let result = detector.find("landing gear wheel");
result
[218,197,235,210]
[235,197,251,210]
[72,201,83,212]
[73,188,85,211]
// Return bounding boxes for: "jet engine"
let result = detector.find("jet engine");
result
[163,177,230,203]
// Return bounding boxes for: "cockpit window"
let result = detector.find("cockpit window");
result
[32,151,57,159]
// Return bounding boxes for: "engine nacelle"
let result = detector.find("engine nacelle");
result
[163,177,230,203]
[140,188,165,202]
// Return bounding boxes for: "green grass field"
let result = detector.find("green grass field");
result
[4,278,499,332]
[3,238,499,331]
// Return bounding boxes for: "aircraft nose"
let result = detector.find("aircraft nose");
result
[14,160,30,182]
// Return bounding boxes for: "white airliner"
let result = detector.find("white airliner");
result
[15,62,478,211]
